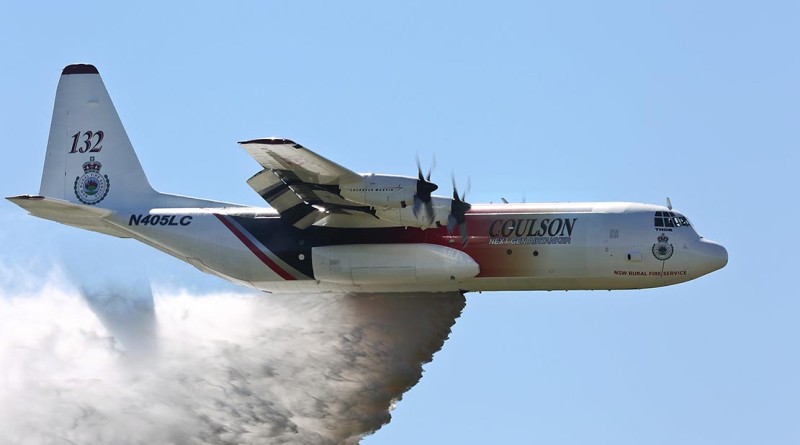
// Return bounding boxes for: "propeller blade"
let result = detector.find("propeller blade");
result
[447,214,458,235]
[459,221,469,247]
[427,155,436,182]
[414,156,438,220]
[448,175,472,246]
[451,175,459,201]
[424,199,435,224]
[413,195,423,217]
[413,196,436,225]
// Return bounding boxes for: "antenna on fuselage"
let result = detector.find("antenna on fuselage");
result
[666,197,673,210]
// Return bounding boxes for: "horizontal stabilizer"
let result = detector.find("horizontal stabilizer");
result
[6,195,130,237]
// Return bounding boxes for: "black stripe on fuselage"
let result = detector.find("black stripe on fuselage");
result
[229,216,436,278]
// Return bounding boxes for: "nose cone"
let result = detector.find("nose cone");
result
[694,239,728,276]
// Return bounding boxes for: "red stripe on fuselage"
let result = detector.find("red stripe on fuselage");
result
[214,214,297,281]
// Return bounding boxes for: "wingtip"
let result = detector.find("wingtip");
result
[239,138,299,146]
[62,64,99,75]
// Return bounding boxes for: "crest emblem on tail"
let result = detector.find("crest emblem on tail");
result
[74,156,110,205]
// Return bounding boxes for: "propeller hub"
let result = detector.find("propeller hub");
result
[417,180,438,200]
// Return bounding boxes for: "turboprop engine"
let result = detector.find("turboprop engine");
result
[339,174,420,209]
[338,164,471,244]
[374,178,472,248]
[374,196,452,229]
[340,158,440,220]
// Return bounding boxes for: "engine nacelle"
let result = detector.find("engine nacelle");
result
[339,174,417,209]
[374,196,452,229]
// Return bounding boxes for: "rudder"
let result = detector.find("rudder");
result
[40,64,155,209]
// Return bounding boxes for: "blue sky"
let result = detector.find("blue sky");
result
[1,1,798,443]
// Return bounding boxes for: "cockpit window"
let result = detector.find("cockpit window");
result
[654,211,691,228]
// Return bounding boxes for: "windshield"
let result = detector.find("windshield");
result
[654,211,690,228]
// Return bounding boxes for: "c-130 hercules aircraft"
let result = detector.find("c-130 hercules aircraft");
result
[8,64,727,293]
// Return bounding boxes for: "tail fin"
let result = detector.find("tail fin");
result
[40,64,155,209]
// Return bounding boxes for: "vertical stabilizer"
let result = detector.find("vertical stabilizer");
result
[40,64,155,208]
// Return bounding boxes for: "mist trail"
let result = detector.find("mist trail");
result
[81,283,158,358]
[0,271,465,444]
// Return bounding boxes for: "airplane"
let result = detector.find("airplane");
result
[7,64,727,294]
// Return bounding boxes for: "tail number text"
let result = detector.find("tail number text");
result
[69,130,104,153]
[129,214,193,226]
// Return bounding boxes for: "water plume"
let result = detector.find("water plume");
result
[0,265,465,444]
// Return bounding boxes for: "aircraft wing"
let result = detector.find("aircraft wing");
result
[240,138,361,185]
[240,138,373,228]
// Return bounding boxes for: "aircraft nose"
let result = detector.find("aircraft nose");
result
[694,239,728,275]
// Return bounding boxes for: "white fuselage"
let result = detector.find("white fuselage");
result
[86,201,727,294]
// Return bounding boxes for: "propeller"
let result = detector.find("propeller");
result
[447,175,472,247]
[412,155,438,224]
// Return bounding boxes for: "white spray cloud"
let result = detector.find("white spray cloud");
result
[0,264,465,444]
